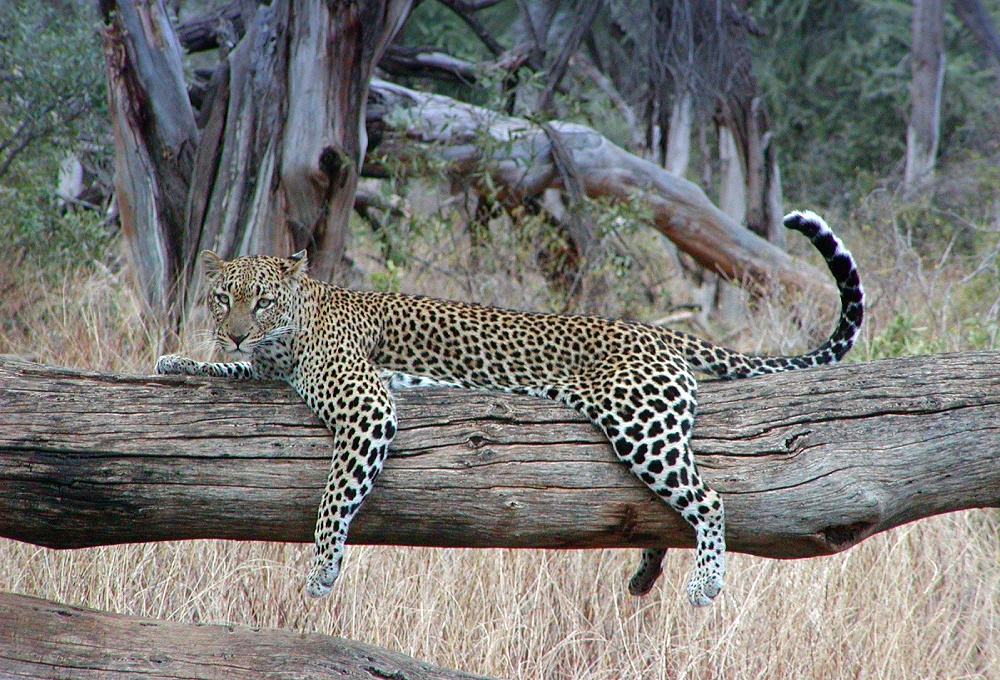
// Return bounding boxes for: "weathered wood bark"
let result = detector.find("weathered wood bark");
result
[1,352,998,558]
[100,0,199,323]
[0,591,494,680]
[99,0,411,330]
[904,0,945,193]
[367,81,835,301]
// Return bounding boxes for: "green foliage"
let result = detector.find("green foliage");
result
[0,186,113,264]
[0,0,112,264]
[370,260,403,293]
[752,0,1000,206]
[0,1,107,174]
[867,307,998,358]
[867,311,947,358]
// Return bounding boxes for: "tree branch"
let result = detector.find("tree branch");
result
[537,0,601,114]
[436,0,507,56]
[378,44,480,82]
[0,592,494,680]
[366,80,837,301]
[1,352,997,558]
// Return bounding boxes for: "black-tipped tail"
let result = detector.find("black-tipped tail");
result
[783,210,864,363]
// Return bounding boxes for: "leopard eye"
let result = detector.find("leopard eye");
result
[214,292,230,307]
[255,297,274,312]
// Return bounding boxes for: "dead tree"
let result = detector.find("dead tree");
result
[2,352,997,555]
[366,80,836,302]
[99,0,411,330]
[0,591,494,680]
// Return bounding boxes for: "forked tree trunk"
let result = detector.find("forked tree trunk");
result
[99,0,411,333]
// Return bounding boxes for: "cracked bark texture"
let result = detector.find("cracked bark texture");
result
[99,0,411,332]
[1,352,997,558]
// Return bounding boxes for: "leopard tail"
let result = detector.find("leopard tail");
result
[681,210,864,379]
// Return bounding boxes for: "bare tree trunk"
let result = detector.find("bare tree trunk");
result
[665,90,693,176]
[0,592,494,680]
[717,123,747,224]
[99,0,199,328]
[2,352,998,558]
[904,0,945,194]
[99,0,411,331]
[709,122,747,324]
[765,146,786,248]
[746,98,785,250]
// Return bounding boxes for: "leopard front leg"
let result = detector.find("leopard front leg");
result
[155,354,258,379]
[294,363,397,598]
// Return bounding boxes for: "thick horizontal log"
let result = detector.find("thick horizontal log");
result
[0,591,494,680]
[0,352,998,558]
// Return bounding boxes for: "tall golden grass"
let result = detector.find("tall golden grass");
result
[1,201,998,678]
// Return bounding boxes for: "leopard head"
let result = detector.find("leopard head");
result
[202,250,308,357]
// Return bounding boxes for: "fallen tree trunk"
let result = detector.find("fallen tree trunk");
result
[366,80,837,301]
[0,591,494,680]
[1,352,998,558]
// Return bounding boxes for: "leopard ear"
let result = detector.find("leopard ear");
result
[287,249,309,279]
[202,250,224,280]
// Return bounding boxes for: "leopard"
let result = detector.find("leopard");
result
[156,210,863,607]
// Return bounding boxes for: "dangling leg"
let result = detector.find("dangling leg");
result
[670,443,726,605]
[628,548,667,596]
[617,435,725,605]
[297,365,397,597]
[546,364,726,605]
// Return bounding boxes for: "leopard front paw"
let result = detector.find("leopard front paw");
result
[155,354,196,375]
[685,554,725,607]
[305,555,341,598]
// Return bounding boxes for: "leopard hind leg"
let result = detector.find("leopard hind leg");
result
[628,548,667,596]
[621,435,725,606]
[547,363,726,606]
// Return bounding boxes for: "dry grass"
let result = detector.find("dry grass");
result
[1,205,999,678]
[2,519,997,679]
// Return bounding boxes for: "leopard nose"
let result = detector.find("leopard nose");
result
[229,332,249,348]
